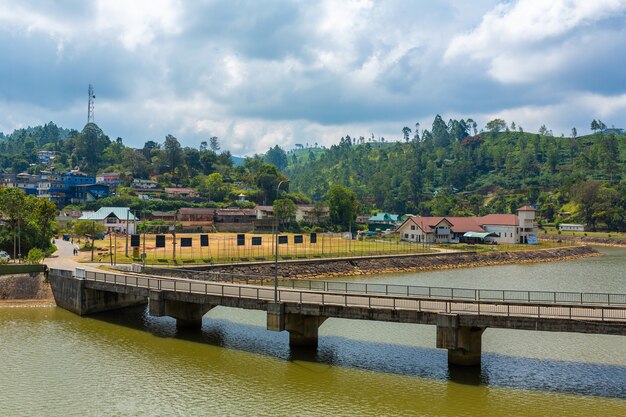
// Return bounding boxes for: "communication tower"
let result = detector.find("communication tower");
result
[87,84,96,123]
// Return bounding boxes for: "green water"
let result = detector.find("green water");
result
[1,247,625,416]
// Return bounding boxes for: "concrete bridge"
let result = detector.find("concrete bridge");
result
[49,268,626,366]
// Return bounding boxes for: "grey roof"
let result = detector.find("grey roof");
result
[79,207,138,221]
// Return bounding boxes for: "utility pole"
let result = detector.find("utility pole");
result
[172,210,178,263]
[125,210,129,257]
[87,84,95,123]
[90,221,95,262]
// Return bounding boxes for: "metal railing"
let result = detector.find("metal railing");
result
[74,269,626,323]
[149,270,626,307]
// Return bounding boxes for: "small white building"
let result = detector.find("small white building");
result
[559,223,586,232]
[78,207,139,234]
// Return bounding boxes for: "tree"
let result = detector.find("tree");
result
[327,185,359,230]
[265,145,288,171]
[0,188,56,258]
[273,198,297,228]
[309,201,329,224]
[162,134,185,175]
[255,164,284,204]
[402,126,412,142]
[209,136,220,152]
[431,115,450,148]
[485,118,507,134]
[74,220,107,239]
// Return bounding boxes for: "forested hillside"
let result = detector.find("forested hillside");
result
[285,117,626,227]
[1,117,625,230]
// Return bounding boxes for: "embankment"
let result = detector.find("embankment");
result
[147,245,599,280]
[0,265,54,306]
[541,234,626,248]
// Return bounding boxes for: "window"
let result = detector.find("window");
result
[410,225,415,230]
[404,233,408,238]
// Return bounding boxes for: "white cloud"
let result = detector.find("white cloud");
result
[95,0,182,50]
[445,0,626,83]
[478,91,626,135]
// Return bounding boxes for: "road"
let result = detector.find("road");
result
[45,238,83,270]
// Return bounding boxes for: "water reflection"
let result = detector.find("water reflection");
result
[89,305,626,399]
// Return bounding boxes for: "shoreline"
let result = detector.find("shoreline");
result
[0,299,56,308]
[156,245,601,280]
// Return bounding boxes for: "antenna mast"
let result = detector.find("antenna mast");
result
[87,84,95,123]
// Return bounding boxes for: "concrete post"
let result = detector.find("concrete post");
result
[284,313,327,348]
[436,313,485,366]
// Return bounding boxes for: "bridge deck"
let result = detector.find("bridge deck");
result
[78,270,626,333]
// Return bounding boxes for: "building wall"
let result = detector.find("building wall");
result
[482,225,517,244]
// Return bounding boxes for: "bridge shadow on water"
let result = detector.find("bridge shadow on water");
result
[91,306,626,400]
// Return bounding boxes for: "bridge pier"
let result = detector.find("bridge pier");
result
[267,303,327,348]
[149,291,215,328]
[436,314,485,366]
[49,270,147,315]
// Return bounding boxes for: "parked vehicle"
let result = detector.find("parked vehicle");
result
[0,251,11,261]
[63,234,71,241]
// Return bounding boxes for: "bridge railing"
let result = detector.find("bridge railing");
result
[77,270,626,323]
[166,272,626,307]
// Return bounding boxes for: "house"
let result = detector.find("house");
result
[177,208,213,231]
[165,187,198,199]
[396,206,537,244]
[295,204,330,223]
[96,172,129,187]
[78,207,138,234]
[37,150,55,165]
[559,223,586,232]
[213,208,257,232]
[356,215,370,225]
[132,178,159,190]
[70,183,110,205]
[148,211,177,222]
[368,212,401,231]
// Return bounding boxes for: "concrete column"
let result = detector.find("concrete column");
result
[284,313,327,348]
[266,302,285,332]
[436,313,485,366]
[164,299,215,328]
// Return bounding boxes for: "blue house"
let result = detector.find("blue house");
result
[367,212,401,231]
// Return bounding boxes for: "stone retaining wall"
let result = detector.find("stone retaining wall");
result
[149,245,599,280]
[541,234,626,247]
[0,272,52,300]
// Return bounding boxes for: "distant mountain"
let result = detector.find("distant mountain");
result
[231,155,245,166]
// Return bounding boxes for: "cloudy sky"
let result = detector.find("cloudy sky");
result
[1,0,625,155]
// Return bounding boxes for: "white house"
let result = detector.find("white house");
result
[79,207,139,234]
[396,206,537,244]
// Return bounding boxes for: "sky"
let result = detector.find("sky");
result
[1,0,625,156]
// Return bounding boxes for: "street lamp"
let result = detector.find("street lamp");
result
[274,180,289,303]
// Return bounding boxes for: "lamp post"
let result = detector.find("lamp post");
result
[274,180,289,303]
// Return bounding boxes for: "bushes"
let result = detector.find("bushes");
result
[26,248,45,264]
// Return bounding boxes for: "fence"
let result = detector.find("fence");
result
[74,269,626,322]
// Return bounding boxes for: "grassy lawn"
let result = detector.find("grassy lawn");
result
[541,227,626,239]
[437,240,575,253]
[79,232,433,265]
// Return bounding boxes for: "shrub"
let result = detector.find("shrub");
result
[26,248,45,264]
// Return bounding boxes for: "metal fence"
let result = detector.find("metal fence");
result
[144,269,626,307]
[75,269,626,322]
